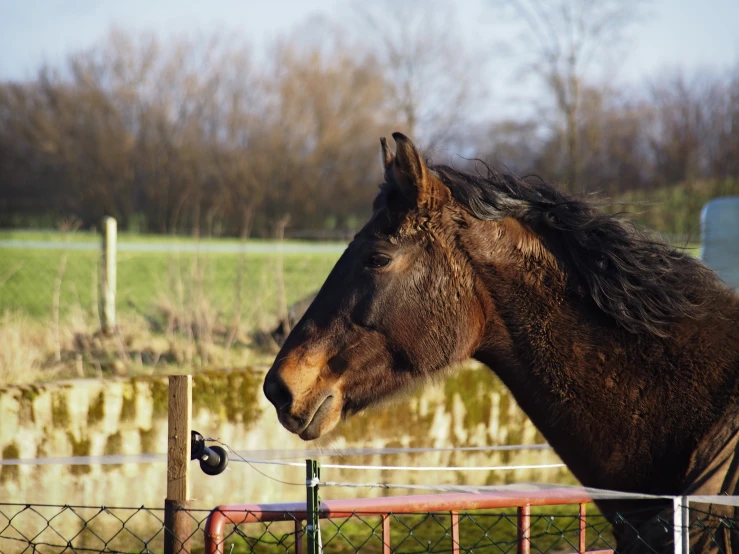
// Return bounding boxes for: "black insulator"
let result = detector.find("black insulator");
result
[190,430,229,476]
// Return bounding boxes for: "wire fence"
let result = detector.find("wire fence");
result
[0,234,335,325]
[0,500,616,554]
[4,450,739,554]
[2,444,739,554]
[0,503,172,554]
[0,233,335,381]
[207,505,615,554]
[4,497,739,554]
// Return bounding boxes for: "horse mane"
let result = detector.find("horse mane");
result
[380,162,722,337]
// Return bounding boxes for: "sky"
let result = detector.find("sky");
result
[0,0,737,85]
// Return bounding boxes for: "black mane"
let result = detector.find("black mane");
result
[381,162,721,337]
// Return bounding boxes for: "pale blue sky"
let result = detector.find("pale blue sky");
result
[1,0,737,84]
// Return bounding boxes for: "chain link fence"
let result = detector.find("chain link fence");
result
[209,507,615,554]
[0,501,614,554]
[3,448,739,554]
[4,499,739,554]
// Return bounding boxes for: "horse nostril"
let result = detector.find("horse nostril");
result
[263,374,293,412]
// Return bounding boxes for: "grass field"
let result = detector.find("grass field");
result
[0,238,343,384]
[0,237,701,319]
[0,247,341,320]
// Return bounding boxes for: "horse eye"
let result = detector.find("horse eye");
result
[366,254,392,269]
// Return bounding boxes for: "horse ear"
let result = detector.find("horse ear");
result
[380,137,394,172]
[391,132,449,210]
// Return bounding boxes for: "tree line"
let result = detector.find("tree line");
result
[1,0,738,238]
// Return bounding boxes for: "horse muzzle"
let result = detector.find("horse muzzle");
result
[263,368,342,440]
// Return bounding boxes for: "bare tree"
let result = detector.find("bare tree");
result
[258,31,394,232]
[646,71,713,186]
[492,0,650,190]
[8,12,735,240]
[345,0,490,150]
[698,64,739,181]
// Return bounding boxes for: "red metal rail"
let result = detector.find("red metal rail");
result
[203,487,614,554]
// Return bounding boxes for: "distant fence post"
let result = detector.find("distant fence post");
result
[100,216,117,334]
[165,375,193,554]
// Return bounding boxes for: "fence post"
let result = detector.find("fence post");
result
[517,504,531,554]
[578,503,586,554]
[673,496,689,554]
[450,511,460,554]
[306,459,322,554]
[165,376,193,554]
[100,216,117,334]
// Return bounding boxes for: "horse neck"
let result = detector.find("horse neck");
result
[470,259,700,494]
[461,217,739,494]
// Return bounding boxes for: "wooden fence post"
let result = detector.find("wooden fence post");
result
[165,375,193,554]
[100,216,117,334]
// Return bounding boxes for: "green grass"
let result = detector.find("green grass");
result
[0,243,342,382]
[0,248,340,323]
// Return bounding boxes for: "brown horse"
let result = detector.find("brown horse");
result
[263,133,739,553]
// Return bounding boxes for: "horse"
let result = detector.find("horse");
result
[263,133,739,553]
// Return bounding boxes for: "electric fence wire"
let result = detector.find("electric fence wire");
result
[0,443,554,466]
[203,438,739,506]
